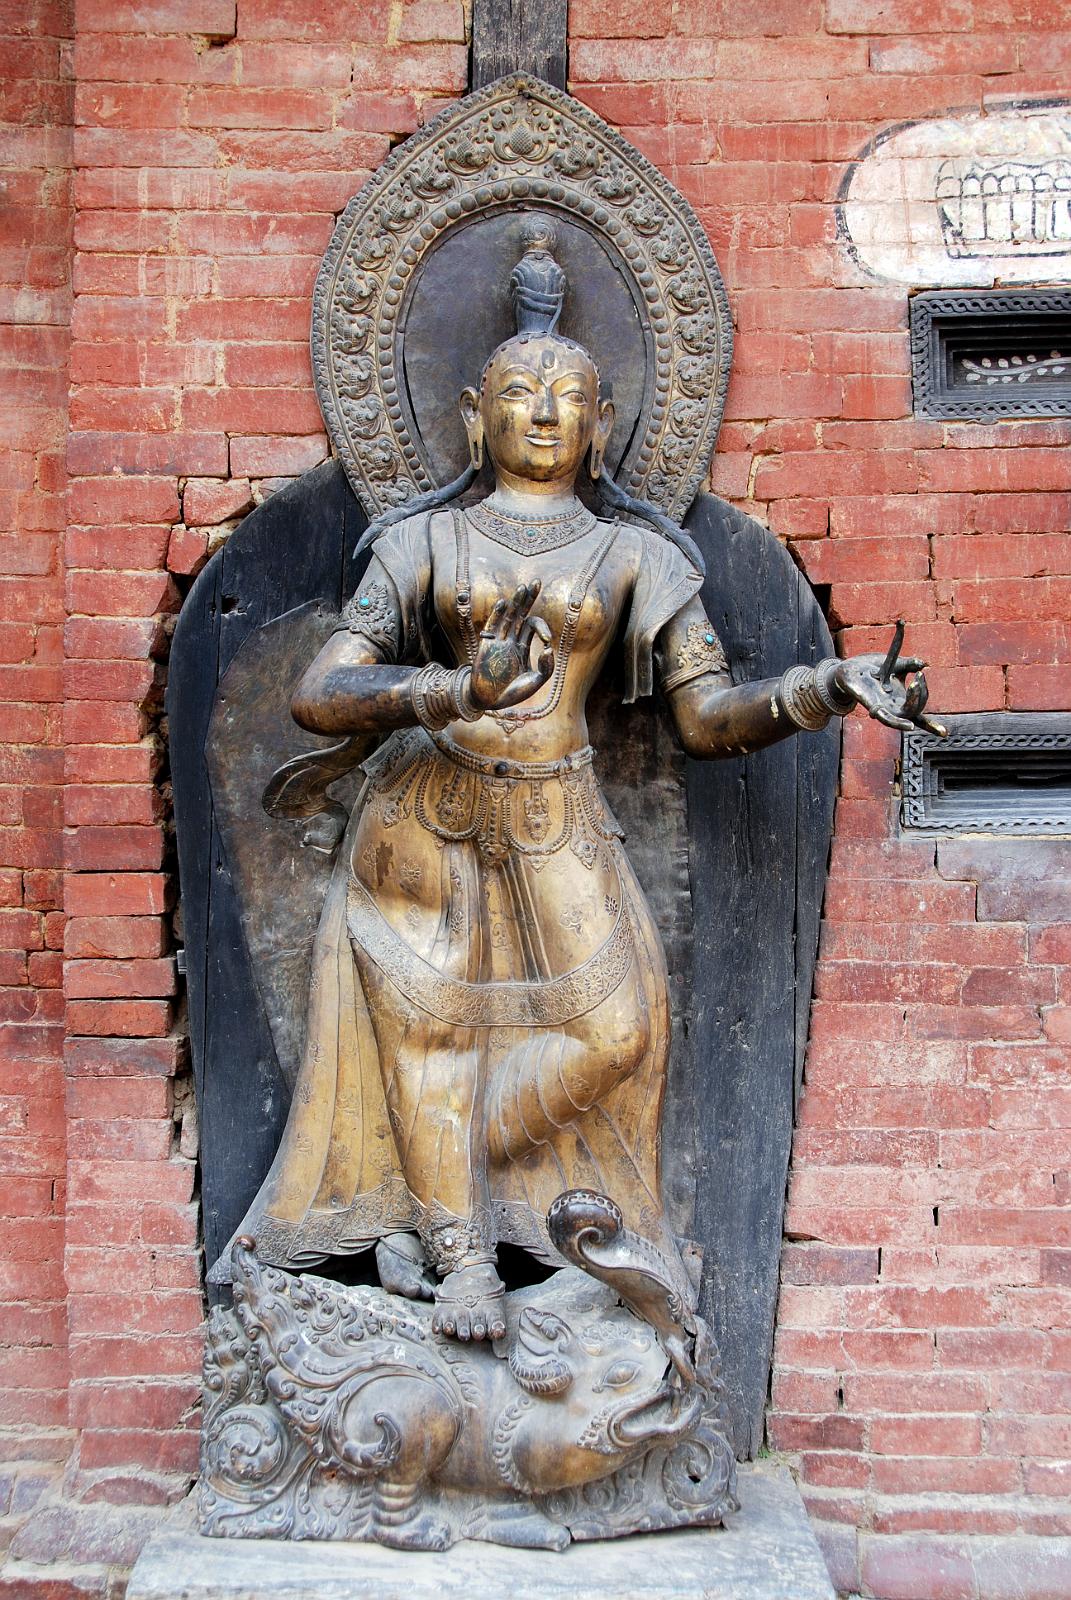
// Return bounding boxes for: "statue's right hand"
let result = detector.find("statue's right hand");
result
[468,581,555,711]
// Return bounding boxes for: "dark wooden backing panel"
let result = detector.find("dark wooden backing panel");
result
[589,677,697,1244]
[168,461,367,1295]
[206,604,360,1099]
[686,494,839,1457]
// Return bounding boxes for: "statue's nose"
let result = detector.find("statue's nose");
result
[532,385,557,425]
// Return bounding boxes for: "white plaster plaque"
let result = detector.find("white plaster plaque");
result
[840,99,1071,287]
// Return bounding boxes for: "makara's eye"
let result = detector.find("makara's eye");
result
[601,1360,639,1388]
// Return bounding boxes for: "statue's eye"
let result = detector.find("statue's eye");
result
[561,389,588,403]
[601,1361,639,1388]
[499,384,533,398]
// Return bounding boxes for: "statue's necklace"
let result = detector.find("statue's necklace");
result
[466,497,597,554]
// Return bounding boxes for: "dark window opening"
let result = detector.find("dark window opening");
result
[902,713,1071,834]
[910,289,1071,420]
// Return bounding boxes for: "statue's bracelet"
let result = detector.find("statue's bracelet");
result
[777,659,854,731]
[410,663,482,731]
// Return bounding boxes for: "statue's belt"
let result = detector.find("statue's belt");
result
[429,730,596,780]
[346,875,635,1028]
[361,727,623,865]
[362,725,597,783]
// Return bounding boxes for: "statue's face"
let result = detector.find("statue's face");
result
[462,336,612,486]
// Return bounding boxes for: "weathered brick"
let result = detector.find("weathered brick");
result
[228,433,328,476]
[182,476,253,526]
[64,1036,182,1078]
[64,999,173,1038]
[165,524,209,576]
[64,957,176,1000]
[76,0,236,31]
[63,874,171,920]
[65,826,166,873]
[65,918,166,960]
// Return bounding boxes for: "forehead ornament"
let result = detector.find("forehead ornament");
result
[329,79,721,576]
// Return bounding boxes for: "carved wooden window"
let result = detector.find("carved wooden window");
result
[910,289,1071,419]
[902,713,1071,834]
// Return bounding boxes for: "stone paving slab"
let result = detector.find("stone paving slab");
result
[127,1463,835,1600]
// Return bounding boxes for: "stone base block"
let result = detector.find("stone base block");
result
[126,1463,835,1600]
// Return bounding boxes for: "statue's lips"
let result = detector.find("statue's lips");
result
[525,433,561,446]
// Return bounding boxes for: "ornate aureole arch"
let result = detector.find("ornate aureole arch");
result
[311,73,732,524]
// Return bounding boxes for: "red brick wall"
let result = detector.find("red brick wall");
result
[2,1,1070,1594]
[58,0,468,1542]
[0,0,73,1505]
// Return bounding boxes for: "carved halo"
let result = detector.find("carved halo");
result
[311,73,732,524]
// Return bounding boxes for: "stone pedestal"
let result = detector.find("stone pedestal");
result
[127,1464,835,1600]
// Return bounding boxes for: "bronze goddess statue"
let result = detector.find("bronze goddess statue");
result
[185,78,943,1552]
[216,298,939,1348]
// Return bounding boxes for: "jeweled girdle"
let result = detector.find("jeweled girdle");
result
[170,76,942,1551]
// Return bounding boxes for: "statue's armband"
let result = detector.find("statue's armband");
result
[335,569,403,662]
[656,600,730,698]
[260,570,404,855]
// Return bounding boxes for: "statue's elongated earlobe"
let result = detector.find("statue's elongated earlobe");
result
[590,398,613,481]
[459,384,484,472]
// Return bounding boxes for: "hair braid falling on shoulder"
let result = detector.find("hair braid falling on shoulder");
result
[352,464,478,560]
[593,468,706,579]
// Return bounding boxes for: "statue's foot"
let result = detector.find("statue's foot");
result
[432,1260,506,1341]
[477,1501,570,1551]
[376,1231,435,1300]
[376,1508,453,1552]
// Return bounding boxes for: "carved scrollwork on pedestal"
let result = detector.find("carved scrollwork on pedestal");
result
[312,74,731,523]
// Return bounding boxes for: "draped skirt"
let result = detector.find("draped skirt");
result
[221,727,674,1278]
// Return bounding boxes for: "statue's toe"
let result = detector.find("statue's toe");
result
[433,1261,506,1344]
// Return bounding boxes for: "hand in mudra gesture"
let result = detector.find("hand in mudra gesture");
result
[836,623,946,736]
[469,581,555,710]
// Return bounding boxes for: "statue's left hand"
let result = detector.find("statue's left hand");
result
[835,647,946,736]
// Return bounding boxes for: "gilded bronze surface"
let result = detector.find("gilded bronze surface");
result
[310,75,733,522]
[196,79,942,1553]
